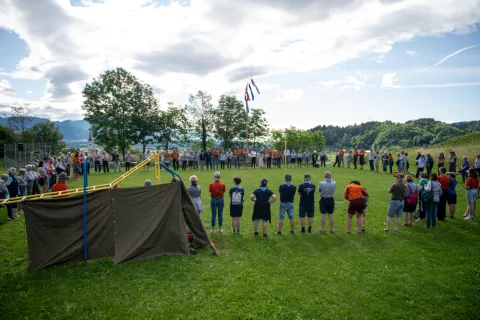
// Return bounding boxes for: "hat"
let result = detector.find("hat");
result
[395,174,404,179]
[285,174,292,179]
[304,174,311,179]
[58,172,68,181]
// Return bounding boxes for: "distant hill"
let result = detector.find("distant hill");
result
[311,118,480,149]
[0,117,90,141]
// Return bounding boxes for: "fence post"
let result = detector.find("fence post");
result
[83,157,88,264]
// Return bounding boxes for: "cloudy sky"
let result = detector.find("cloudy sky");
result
[0,0,479,129]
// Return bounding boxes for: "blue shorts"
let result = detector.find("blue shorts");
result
[388,200,404,217]
[467,189,477,205]
[279,202,294,220]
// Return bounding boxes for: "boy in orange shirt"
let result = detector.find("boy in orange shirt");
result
[52,173,69,197]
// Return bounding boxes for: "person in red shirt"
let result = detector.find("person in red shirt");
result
[209,171,226,232]
[353,148,359,169]
[338,149,345,168]
[52,173,69,197]
[171,150,179,171]
[164,150,171,167]
[242,148,248,168]
[234,147,241,169]
[267,149,273,168]
[344,180,369,234]
[359,149,366,170]
[464,169,479,220]
[437,167,450,221]
[213,148,220,169]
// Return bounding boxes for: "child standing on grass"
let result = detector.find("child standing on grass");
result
[344,180,369,234]
[229,177,244,234]
[187,175,204,215]
[461,156,470,183]
[463,169,479,221]
[385,174,405,233]
[51,173,69,194]
[447,173,458,219]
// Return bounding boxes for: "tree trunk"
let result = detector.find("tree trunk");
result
[142,138,146,155]
[201,117,207,151]
[165,140,169,151]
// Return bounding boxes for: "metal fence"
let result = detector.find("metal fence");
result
[3,142,52,169]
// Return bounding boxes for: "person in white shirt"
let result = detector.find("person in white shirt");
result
[250,149,257,168]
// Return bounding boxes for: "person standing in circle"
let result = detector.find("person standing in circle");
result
[250,148,257,168]
[229,177,245,234]
[344,180,368,234]
[250,178,277,237]
[298,174,316,234]
[385,174,406,233]
[209,172,226,233]
[278,174,297,235]
[359,148,366,170]
[319,172,336,234]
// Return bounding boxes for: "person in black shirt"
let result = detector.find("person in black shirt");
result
[312,151,319,167]
[278,174,297,235]
[250,178,277,237]
[206,148,213,170]
[229,177,245,234]
[298,174,316,233]
[199,150,206,170]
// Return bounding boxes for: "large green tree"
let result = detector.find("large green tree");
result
[8,103,32,139]
[82,68,158,156]
[214,95,246,149]
[154,103,190,151]
[185,90,215,151]
[0,125,17,144]
[271,127,325,151]
[27,121,66,155]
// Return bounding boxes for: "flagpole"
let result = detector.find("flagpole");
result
[284,140,287,171]
[245,106,249,170]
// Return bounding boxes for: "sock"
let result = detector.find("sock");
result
[308,227,312,232]
[301,227,305,232]
[237,229,240,233]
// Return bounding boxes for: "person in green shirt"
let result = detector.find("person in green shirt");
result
[385,174,406,233]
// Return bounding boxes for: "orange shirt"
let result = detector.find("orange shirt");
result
[359,150,365,157]
[466,177,479,189]
[268,149,273,155]
[438,175,450,190]
[339,151,344,157]
[344,184,368,201]
[209,181,226,198]
[388,156,393,162]
[234,149,241,156]
[242,149,248,156]
[164,153,171,160]
[213,149,219,157]
[172,152,179,159]
[52,183,69,198]
[353,151,358,157]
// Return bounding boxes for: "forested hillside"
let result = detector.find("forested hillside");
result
[311,118,480,149]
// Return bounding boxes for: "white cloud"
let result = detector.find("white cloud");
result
[26,90,33,94]
[356,69,368,81]
[0,0,479,122]
[274,89,304,102]
[0,79,16,96]
[320,75,367,91]
[381,73,401,89]
[405,50,418,56]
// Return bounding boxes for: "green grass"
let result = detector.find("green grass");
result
[1,165,479,319]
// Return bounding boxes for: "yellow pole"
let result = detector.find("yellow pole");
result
[155,153,161,185]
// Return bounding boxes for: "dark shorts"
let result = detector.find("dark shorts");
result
[230,205,243,217]
[448,193,457,205]
[291,158,296,163]
[348,199,366,215]
[320,198,335,214]
[299,203,314,218]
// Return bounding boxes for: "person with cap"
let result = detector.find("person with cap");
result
[278,174,297,235]
[250,178,277,237]
[209,172,226,232]
[298,173,316,233]
[319,171,336,234]
[344,179,369,234]
[385,174,406,232]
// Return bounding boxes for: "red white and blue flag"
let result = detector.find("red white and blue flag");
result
[250,78,260,94]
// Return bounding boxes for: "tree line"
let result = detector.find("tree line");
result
[312,118,480,150]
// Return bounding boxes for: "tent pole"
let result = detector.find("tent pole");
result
[83,157,88,264]
[245,110,249,170]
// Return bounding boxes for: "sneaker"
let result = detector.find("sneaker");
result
[464,216,472,220]
[219,229,224,233]
[210,229,215,233]
[307,230,312,234]
[290,230,294,235]
[232,230,236,234]
[301,229,306,234]
[263,233,270,237]
[362,227,366,232]
[415,218,422,222]
[319,230,325,234]
[330,230,335,234]
[7,217,14,220]
[277,231,283,236]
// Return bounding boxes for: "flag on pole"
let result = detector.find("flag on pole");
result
[245,83,251,101]
[245,99,249,114]
[248,83,255,101]
[251,78,260,94]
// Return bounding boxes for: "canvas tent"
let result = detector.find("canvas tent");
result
[22,182,213,272]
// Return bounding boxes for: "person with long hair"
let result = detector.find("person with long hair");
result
[403,175,418,227]
[449,151,457,173]
[461,156,470,183]
[416,172,429,222]
[424,172,442,228]
[464,169,479,220]
[6,168,19,219]
[209,172,226,233]
[344,180,368,234]
[187,175,204,215]
[250,178,277,237]
[438,152,445,173]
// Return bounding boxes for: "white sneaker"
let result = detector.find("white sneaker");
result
[464,216,472,220]
[220,229,224,233]
[210,229,215,233]
[414,218,421,222]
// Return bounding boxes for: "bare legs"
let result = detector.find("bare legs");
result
[321,214,334,232]
[232,217,241,233]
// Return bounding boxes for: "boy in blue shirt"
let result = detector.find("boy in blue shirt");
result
[278,174,296,235]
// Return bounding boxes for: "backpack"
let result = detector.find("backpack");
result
[406,184,418,206]
[38,175,46,186]
[231,190,242,205]
[421,182,435,203]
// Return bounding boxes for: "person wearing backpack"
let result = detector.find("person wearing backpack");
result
[403,175,418,227]
[416,172,429,222]
[229,177,245,234]
[424,173,443,228]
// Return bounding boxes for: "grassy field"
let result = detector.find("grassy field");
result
[1,164,479,319]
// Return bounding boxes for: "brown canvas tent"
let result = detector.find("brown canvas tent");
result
[22,182,214,272]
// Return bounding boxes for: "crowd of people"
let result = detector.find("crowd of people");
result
[186,165,479,236]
